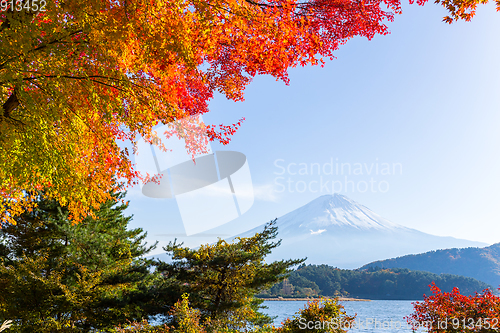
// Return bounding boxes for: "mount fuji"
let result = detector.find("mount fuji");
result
[230,194,487,268]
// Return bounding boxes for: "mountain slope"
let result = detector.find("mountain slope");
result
[360,243,500,288]
[231,194,487,269]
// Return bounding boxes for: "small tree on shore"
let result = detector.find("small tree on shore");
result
[276,298,355,333]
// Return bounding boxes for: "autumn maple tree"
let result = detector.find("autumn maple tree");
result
[2,0,494,223]
[0,0,404,223]
[407,282,500,333]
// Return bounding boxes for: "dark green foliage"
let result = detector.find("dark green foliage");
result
[0,190,158,332]
[360,243,500,288]
[155,219,305,329]
[261,264,493,300]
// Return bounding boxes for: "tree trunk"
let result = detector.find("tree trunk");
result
[1,90,19,120]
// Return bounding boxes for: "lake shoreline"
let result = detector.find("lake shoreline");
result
[258,297,371,302]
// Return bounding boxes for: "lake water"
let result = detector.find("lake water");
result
[262,300,426,332]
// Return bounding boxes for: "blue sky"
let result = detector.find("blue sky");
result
[124,1,500,254]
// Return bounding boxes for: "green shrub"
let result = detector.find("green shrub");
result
[275,298,355,333]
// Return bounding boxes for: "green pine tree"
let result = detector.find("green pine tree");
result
[156,219,305,331]
[0,189,158,333]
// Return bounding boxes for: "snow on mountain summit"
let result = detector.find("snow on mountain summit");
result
[277,194,402,234]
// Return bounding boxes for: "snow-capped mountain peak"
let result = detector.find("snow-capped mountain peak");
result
[278,194,401,232]
[229,194,487,268]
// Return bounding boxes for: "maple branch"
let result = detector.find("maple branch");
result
[19,74,141,97]
[24,80,118,161]
[89,79,126,91]
[27,79,91,131]
[244,0,310,11]
[25,79,137,167]
[31,30,85,53]
[22,75,126,91]
[244,0,284,8]
[243,0,349,20]
[21,72,155,97]
[0,30,85,71]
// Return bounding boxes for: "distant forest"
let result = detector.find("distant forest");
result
[258,264,493,300]
[360,243,500,288]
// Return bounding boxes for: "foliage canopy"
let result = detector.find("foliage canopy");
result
[0,0,497,223]
[0,0,404,223]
